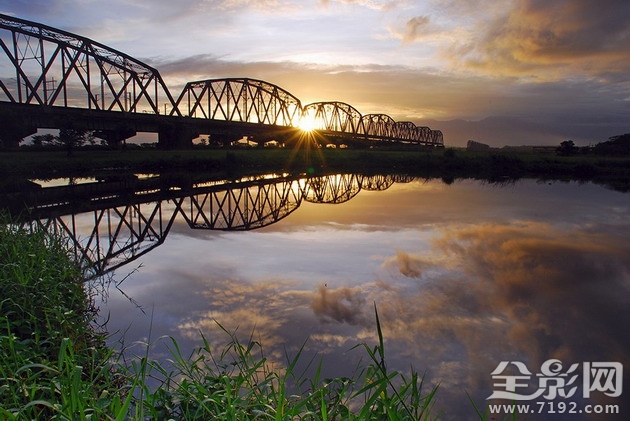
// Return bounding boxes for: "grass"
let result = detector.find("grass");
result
[1,216,525,420]
[118,311,440,420]
[1,146,629,192]
[0,220,117,419]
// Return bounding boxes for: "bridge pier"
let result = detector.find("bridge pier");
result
[95,127,137,149]
[0,125,36,149]
[0,108,36,149]
[158,124,198,150]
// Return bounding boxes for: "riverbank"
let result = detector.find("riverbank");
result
[0,222,114,419]
[1,147,629,192]
[1,222,450,419]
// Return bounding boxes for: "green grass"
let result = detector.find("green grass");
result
[116,311,440,420]
[1,217,525,420]
[1,220,437,420]
[0,219,118,419]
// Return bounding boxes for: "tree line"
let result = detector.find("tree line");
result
[557,134,630,156]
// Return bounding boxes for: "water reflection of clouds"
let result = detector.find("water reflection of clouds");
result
[98,179,629,419]
[178,278,308,361]
[372,221,630,417]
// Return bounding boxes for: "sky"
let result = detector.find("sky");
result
[2,0,630,146]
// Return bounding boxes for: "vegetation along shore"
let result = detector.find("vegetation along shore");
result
[1,133,630,193]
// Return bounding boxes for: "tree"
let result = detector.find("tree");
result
[30,133,56,147]
[58,128,96,155]
[556,140,577,156]
[594,133,630,155]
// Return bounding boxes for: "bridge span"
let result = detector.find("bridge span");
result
[0,13,444,149]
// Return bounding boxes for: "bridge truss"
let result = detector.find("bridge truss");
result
[175,177,303,230]
[8,172,426,277]
[304,174,363,204]
[302,101,365,136]
[362,114,397,139]
[0,13,444,148]
[301,103,443,146]
[175,78,302,126]
[0,13,178,114]
[20,202,171,279]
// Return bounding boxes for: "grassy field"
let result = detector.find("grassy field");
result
[0,147,444,177]
[2,146,629,192]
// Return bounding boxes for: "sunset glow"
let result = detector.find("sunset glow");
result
[1,1,629,146]
[297,114,318,132]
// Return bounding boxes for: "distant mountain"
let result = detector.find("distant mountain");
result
[416,116,581,148]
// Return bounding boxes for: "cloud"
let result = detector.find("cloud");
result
[318,0,402,11]
[208,0,283,11]
[382,250,433,278]
[176,276,312,359]
[311,284,368,324]
[0,0,65,19]
[451,0,630,79]
[402,15,431,43]
[380,222,630,366]
[363,221,630,414]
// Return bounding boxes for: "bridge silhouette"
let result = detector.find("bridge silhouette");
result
[0,13,444,149]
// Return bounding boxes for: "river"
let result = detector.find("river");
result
[8,173,630,420]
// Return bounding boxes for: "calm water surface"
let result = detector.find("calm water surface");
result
[29,175,630,419]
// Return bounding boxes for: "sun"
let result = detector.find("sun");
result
[297,115,318,132]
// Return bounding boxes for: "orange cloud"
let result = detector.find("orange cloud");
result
[402,15,431,44]
[450,0,630,79]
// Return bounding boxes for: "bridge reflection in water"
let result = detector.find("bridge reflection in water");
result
[6,173,414,279]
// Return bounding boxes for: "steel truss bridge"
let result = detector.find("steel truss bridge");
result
[0,13,444,149]
[6,172,415,278]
